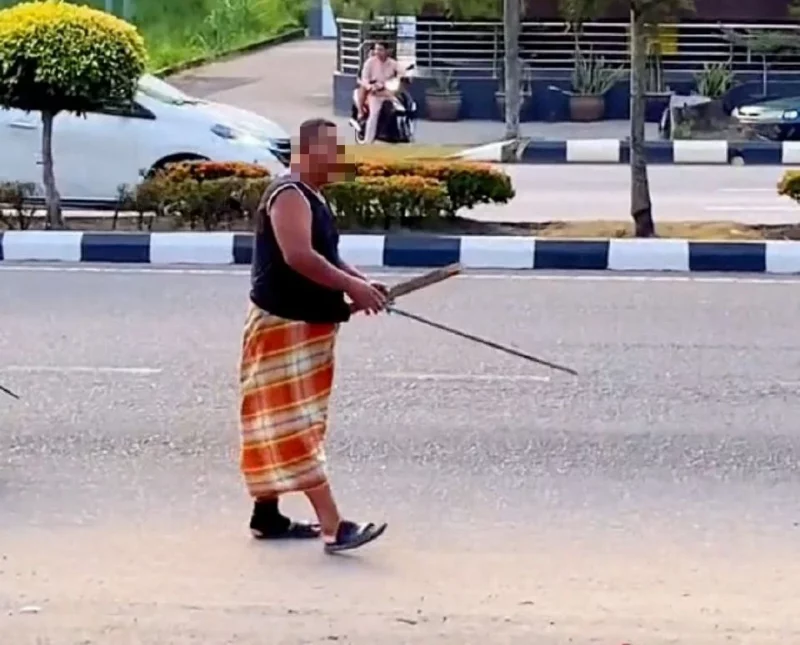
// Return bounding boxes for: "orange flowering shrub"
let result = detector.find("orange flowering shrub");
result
[161,160,271,182]
[131,157,514,230]
[322,176,450,229]
[355,160,514,215]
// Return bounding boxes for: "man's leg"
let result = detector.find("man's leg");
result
[305,483,388,554]
[364,95,384,143]
[304,483,341,536]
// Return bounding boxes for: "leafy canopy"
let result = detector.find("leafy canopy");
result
[632,0,694,24]
[0,0,147,114]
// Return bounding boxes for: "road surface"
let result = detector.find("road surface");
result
[469,164,799,224]
[1,263,800,644]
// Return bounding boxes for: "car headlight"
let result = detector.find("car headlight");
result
[783,110,799,120]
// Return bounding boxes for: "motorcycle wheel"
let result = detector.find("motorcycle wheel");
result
[399,118,414,143]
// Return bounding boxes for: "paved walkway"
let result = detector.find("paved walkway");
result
[167,40,659,144]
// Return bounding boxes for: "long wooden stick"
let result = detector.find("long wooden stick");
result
[387,306,578,376]
[387,263,461,300]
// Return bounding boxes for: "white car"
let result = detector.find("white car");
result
[0,74,289,208]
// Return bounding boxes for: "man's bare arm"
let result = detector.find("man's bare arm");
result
[338,260,367,281]
[271,188,355,291]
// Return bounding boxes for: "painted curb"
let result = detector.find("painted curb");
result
[456,139,800,165]
[153,27,307,78]
[2,231,800,274]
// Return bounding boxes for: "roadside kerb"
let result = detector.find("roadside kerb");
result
[2,231,800,273]
[456,139,800,165]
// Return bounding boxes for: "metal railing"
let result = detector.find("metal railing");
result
[337,18,800,76]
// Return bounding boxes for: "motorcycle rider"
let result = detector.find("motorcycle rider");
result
[356,41,400,143]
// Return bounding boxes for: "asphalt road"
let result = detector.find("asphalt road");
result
[1,264,800,643]
[468,164,798,224]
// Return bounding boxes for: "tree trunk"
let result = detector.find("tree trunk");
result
[503,0,521,140]
[40,110,63,230]
[629,3,655,237]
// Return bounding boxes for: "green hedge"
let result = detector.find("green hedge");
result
[0,159,516,231]
[127,159,515,231]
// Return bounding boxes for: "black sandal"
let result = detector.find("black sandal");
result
[252,521,321,540]
[323,520,387,554]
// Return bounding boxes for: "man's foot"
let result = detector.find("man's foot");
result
[323,520,387,554]
[249,501,321,540]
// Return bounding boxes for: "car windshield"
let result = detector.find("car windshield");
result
[137,74,201,105]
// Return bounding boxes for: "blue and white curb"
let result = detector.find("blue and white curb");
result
[457,139,800,165]
[2,231,800,274]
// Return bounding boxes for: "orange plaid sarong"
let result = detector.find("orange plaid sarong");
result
[239,305,337,499]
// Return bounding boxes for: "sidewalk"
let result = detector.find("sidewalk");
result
[167,40,660,144]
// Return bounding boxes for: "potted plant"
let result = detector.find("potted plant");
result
[668,59,736,140]
[568,49,624,121]
[495,61,533,119]
[695,59,735,101]
[424,70,462,121]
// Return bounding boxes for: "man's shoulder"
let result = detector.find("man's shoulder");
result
[258,175,304,213]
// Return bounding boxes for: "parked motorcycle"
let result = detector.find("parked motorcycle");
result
[349,64,417,144]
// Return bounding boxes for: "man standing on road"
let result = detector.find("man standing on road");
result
[239,117,389,554]
[356,41,399,143]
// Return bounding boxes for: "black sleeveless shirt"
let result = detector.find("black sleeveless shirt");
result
[250,176,350,323]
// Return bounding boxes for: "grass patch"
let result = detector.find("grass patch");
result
[529,220,769,240]
[345,144,465,162]
[0,0,304,70]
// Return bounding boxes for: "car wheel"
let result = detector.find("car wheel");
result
[146,154,208,178]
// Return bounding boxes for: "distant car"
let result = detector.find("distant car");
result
[731,96,800,141]
[0,74,289,208]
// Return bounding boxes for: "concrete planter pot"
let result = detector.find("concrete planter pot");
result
[425,90,462,121]
[569,94,605,122]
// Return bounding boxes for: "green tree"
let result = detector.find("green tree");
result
[558,0,609,51]
[629,0,692,236]
[0,0,147,228]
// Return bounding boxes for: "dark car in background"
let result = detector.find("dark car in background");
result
[731,96,800,141]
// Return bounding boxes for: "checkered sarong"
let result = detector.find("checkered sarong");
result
[239,305,337,498]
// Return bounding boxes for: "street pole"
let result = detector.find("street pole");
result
[502,0,520,140]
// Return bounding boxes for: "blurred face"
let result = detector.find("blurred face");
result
[374,43,387,60]
[300,124,347,183]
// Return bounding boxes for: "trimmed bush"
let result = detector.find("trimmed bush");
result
[161,160,272,182]
[0,181,37,230]
[322,176,450,229]
[0,0,147,228]
[130,157,515,231]
[132,173,269,230]
[778,170,800,201]
[355,160,515,215]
